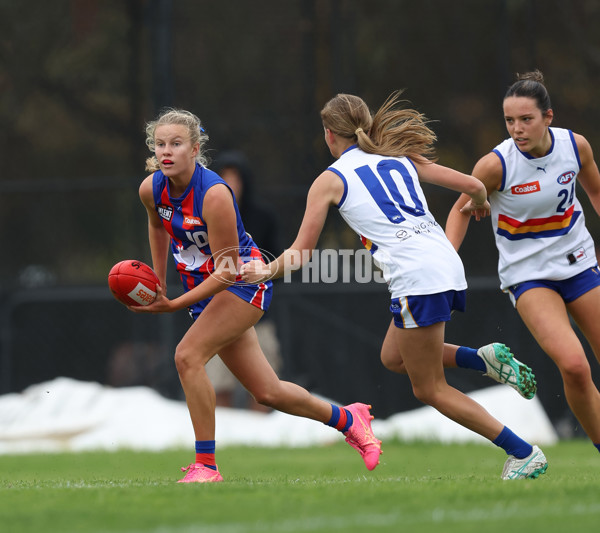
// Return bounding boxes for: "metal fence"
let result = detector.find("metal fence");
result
[1,275,593,438]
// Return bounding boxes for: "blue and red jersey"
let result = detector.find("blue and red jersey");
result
[152,163,272,317]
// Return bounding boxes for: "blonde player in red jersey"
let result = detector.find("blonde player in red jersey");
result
[243,92,547,480]
[447,70,600,456]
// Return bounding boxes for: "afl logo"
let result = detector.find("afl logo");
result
[557,171,576,185]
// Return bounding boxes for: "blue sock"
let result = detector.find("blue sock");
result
[456,346,486,372]
[325,404,353,432]
[493,426,532,459]
[594,443,600,453]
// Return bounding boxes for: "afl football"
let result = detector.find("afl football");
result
[108,260,159,306]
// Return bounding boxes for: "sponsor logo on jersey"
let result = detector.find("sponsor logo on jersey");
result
[567,247,587,264]
[395,229,411,242]
[183,215,203,228]
[157,204,173,221]
[511,181,540,195]
[557,171,576,185]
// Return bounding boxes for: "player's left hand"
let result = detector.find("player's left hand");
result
[240,259,273,284]
[127,284,173,313]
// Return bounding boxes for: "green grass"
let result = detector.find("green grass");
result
[1,440,599,533]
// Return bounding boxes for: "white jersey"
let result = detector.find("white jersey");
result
[329,146,467,298]
[490,127,596,290]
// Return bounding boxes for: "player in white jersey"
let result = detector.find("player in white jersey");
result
[447,70,600,456]
[242,92,547,479]
[490,127,596,293]
[330,148,467,300]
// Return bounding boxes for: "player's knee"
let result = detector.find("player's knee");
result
[173,349,188,376]
[250,381,286,408]
[381,353,406,374]
[173,344,201,376]
[559,355,592,389]
[411,384,438,406]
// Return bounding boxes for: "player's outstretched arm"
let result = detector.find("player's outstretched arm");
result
[241,170,343,284]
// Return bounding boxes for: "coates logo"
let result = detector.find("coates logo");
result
[183,215,203,228]
[511,181,540,195]
[557,171,576,185]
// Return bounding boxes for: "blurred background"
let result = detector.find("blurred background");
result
[2,0,600,437]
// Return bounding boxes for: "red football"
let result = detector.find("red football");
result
[108,260,159,307]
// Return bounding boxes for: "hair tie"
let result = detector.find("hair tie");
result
[355,127,363,136]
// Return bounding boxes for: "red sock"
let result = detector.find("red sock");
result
[335,408,348,431]
[196,453,216,468]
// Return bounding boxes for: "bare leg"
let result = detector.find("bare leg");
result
[382,321,504,441]
[219,325,333,421]
[381,319,465,373]
[517,287,600,442]
[175,291,333,441]
[568,286,600,366]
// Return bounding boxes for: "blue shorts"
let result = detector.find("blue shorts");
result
[507,266,600,306]
[390,289,466,329]
[188,280,273,321]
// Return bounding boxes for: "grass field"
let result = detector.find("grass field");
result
[2,439,599,533]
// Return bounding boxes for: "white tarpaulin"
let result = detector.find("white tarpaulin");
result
[0,377,557,454]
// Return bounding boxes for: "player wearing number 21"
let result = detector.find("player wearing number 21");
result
[242,92,547,479]
[446,71,600,455]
